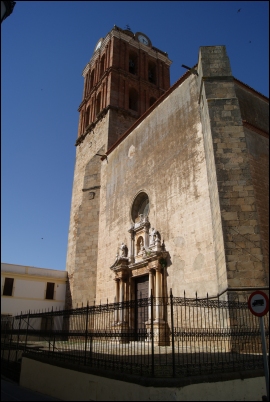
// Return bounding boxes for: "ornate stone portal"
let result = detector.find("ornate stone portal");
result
[110,216,169,345]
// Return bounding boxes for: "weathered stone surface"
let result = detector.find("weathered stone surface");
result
[66,33,269,309]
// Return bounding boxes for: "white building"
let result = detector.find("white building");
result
[1,263,67,316]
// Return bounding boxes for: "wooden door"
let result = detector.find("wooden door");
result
[135,275,149,339]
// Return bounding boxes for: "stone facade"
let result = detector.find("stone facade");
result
[66,26,269,310]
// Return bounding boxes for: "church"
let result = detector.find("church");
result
[65,25,269,312]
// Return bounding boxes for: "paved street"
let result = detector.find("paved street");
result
[1,376,61,401]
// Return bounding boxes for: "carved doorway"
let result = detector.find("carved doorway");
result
[135,275,149,340]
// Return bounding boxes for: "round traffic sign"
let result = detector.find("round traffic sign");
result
[248,291,269,317]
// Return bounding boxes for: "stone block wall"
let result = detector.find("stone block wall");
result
[66,43,268,309]
[96,73,219,303]
[245,127,269,281]
[234,82,269,133]
[198,46,268,299]
[65,115,109,308]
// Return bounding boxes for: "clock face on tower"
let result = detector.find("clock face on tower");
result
[138,34,149,46]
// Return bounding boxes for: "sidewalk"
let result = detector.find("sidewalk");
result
[1,375,62,401]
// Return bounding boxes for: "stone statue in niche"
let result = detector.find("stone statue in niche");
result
[120,242,128,257]
[110,243,129,269]
[149,228,160,245]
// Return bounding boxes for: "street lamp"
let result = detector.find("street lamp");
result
[1,1,16,23]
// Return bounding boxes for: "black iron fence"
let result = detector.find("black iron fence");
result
[1,293,269,379]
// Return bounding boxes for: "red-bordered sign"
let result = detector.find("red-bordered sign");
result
[248,291,269,317]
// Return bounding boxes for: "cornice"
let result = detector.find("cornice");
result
[82,34,111,76]
[75,105,139,147]
[234,78,269,103]
[82,27,172,77]
[242,120,269,138]
[75,105,111,146]
[1,271,67,283]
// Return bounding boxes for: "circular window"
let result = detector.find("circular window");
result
[131,192,149,223]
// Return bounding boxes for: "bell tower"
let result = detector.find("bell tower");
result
[66,26,172,308]
[76,25,172,149]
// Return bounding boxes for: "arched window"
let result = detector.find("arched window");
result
[129,52,137,74]
[131,192,149,223]
[85,72,90,97]
[96,93,101,116]
[80,110,85,134]
[129,88,138,111]
[100,54,105,77]
[90,70,95,88]
[149,97,156,107]
[148,62,156,84]
[85,106,90,128]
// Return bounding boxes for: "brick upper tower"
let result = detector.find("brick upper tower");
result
[76,25,172,149]
[66,26,172,308]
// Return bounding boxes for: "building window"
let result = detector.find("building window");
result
[129,88,138,111]
[85,106,90,128]
[90,70,95,88]
[84,106,90,128]
[3,278,14,296]
[129,52,137,74]
[131,192,149,223]
[96,92,101,116]
[148,62,156,84]
[100,54,105,77]
[80,110,85,135]
[45,282,55,300]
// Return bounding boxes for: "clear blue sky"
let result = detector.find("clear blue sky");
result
[1,1,269,271]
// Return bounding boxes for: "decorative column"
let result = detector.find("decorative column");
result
[118,271,129,344]
[143,218,150,248]
[128,226,135,263]
[119,277,125,323]
[148,269,155,320]
[155,267,163,322]
[114,278,120,323]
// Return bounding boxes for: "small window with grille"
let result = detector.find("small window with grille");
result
[45,282,55,300]
[3,278,14,296]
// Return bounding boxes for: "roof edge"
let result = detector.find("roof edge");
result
[103,69,192,159]
[234,78,269,102]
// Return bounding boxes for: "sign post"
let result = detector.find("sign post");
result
[248,291,269,401]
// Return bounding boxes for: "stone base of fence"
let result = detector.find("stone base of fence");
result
[20,356,267,401]
[145,320,170,346]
